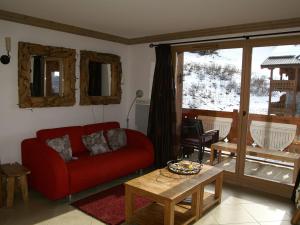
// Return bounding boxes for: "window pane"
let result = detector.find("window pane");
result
[246,44,300,185]
[183,48,242,112]
[182,48,243,173]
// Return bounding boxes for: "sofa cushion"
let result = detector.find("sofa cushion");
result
[46,135,73,161]
[83,122,120,135]
[106,128,127,150]
[37,126,86,154]
[82,131,110,155]
[66,146,154,194]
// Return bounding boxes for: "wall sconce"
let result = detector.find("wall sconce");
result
[0,37,11,65]
[126,89,143,128]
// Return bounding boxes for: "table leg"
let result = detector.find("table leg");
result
[164,201,174,225]
[217,150,222,164]
[293,159,300,184]
[191,189,201,220]
[125,185,134,224]
[18,175,29,202]
[210,146,215,165]
[292,209,300,225]
[6,177,15,207]
[215,172,223,204]
[198,185,204,217]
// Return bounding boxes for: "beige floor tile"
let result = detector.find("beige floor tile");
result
[221,195,256,205]
[44,210,95,225]
[242,203,291,222]
[210,204,257,224]
[259,221,292,225]
[217,224,259,225]
[194,213,219,225]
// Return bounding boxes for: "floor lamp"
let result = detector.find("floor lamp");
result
[126,90,143,128]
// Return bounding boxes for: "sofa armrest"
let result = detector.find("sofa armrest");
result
[21,138,69,200]
[125,129,154,158]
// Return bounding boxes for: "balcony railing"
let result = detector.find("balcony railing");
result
[182,108,300,153]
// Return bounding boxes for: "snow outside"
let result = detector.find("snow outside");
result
[182,45,300,114]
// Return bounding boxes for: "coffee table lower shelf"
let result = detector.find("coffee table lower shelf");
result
[129,192,218,225]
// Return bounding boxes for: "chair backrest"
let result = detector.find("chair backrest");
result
[181,118,204,139]
[198,115,232,140]
[249,120,297,150]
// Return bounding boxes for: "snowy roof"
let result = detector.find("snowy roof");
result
[261,55,300,68]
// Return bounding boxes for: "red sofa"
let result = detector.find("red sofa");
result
[21,122,154,200]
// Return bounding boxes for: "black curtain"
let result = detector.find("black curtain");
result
[31,56,44,97]
[88,61,102,96]
[147,44,177,168]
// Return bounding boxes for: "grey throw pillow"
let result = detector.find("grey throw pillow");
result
[46,135,73,162]
[106,128,127,151]
[82,131,110,155]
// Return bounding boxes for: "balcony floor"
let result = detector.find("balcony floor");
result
[187,150,294,185]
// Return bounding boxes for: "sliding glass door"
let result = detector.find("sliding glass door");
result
[244,44,300,185]
[175,36,300,195]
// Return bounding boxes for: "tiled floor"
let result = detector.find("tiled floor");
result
[0,171,296,225]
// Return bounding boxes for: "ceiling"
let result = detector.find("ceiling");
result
[0,0,300,39]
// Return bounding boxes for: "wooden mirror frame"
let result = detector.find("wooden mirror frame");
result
[80,50,122,105]
[18,42,76,108]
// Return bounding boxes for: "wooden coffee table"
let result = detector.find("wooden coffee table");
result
[125,165,223,225]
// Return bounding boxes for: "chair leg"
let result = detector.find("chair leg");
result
[292,209,300,225]
[198,147,204,163]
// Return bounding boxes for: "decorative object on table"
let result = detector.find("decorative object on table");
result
[181,117,219,162]
[0,37,11,65]
[0,162,30,207]
[126,89,143,128]
[72,184,152,225]
[167,159,202,175]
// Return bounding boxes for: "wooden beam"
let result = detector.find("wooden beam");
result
[0,9,130,44]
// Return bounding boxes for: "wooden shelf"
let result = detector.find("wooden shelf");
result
[129,203,196,225]
[129,191,220,225]
[203,192,219,212]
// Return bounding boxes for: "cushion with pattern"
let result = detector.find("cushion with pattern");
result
[106,128,127,151]
[82,131,110,155]
[46,135,73,162]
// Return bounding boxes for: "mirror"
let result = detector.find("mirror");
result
[30,56,64,97]
[87,61,111,96]
[18,42,76,108]
[80,51,121,105]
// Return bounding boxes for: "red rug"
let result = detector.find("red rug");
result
[71,184,152,225]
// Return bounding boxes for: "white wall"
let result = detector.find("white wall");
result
[127,44,155,130]
[0,20,135,163]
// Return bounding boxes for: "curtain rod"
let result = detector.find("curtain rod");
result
[149,30,300,48]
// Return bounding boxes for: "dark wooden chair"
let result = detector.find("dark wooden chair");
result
[181,117,219,163]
